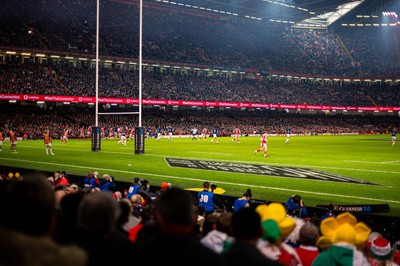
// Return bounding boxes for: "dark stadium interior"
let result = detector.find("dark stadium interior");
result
[0,0,400,264]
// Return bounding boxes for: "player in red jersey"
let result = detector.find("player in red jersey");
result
[0,129,3,152]
[86,126,92,139]
[0,128,4,152]
[9,129,17,152]
[60,128,69,144]
[44,130,55,156]
[129,128,135,140]
[79,127,85,140]
[199,127,207,141]
[254,131,268,157]
[232,126,241,144]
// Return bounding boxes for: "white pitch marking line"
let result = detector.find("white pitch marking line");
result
[2,157,400,204]
[345,160,400,165]
[12,145,400,175]
[188,151,233,155]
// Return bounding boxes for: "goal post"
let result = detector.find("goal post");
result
[92,0,144,154]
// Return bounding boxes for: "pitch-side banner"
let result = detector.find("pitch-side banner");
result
[1,93,399,111]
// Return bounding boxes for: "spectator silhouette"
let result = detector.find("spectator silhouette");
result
[128,204,155,243]
[127,177,141,200]
[134,187,225,265]
[313,212,371,266]
[53,189,85,245]
[200,212,234,253]
[74,191,135,266]
[232,188,252,213]
[294,223,320,266]
[0,173,87,266]
[285,195,308,218]
[99,174,116,192]
[198,181,224,215]
[222,207,282,266]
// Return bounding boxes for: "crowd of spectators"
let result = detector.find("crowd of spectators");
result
[1,63,399,107]
[0,0,399,77]
[1,172,399,265]
[0,103,398,140]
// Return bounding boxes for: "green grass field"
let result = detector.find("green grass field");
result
[1,134,399,216]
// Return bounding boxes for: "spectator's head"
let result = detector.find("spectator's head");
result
[231,207,262,242]
[369,237,395,262]
[160,182,168,190]
[298,222,320,246]
[54,171,61,179]
[203,181,210,190]
[243,188,252,199]
[130,194,143,206]
[117,198,133,227]
[77,191,121,238]
[316,212,371,251]
[292,195,302,204]
[0,173,56,237]
[256,202,296,241]
[153,187,196,234]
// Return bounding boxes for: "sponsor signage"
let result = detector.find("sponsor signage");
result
[1,93,400,111]
[165,158,379,185]
[317,204,390,213]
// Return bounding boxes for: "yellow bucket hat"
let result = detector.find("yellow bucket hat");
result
[256,202,296,240]
[317,212,371,250]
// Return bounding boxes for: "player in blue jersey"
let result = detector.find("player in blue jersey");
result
[391,127,397,146]
[210,127,219,144]
[117,126,127,145]
[191,127,198,141]
[285,127,292,144]
[167,126,174,141]
[156,126,162,141]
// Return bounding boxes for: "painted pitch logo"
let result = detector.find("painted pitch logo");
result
[165,158,379,185]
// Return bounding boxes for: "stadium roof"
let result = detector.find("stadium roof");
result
[147,0,398,29]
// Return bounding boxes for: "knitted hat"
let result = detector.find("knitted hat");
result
[261,219,280,242]
[161,182,168,188]
[369,237,394,261]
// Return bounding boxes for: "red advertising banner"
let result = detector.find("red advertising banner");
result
[1,93,400,112]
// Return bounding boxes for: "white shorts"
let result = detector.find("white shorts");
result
[392,136,396,141]
[261,143,267,149]
[46,143,52,148]
[11,141,17,145]
[286,134,290,138]
[213,134,217,138]
[0,141,2,145]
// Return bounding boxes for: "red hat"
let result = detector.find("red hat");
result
[370,237,394,261]
[161,182,168,188]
